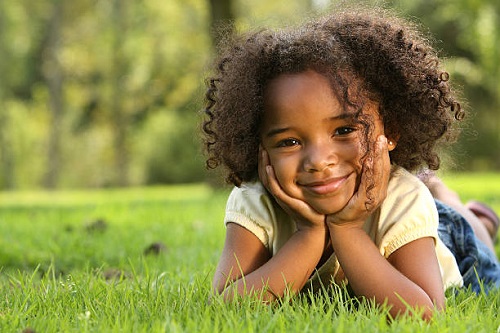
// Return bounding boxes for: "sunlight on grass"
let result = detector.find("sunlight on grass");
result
[0,176,499,332]
[442,172,500,211]
[0,184,216,207]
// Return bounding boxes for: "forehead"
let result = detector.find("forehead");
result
[263,70,340,112]
[261,70,382,131]
[261,70,345,130]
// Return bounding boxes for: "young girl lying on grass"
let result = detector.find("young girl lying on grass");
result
[202,7,500,320]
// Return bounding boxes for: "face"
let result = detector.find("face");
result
[261,70,387,214]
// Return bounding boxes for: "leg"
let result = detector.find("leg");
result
[419,172,497,256]
[464,201,499,240]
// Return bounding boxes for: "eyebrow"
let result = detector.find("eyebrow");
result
[264,113,356,138]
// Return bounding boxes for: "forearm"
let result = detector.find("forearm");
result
[328,224,437,319]
[219,228,326,302]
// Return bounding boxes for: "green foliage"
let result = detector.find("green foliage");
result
[0,0,499,189]
[390,0,500,170]
[136,112,208,184]
[0,0,212,188]
[0,176,499,331]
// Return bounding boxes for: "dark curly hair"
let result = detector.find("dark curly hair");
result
[202,7,463,187]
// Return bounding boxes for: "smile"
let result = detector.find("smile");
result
[299,175,349,196]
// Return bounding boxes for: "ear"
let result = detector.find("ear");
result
[382,118,400,152]
[387,139,397,151]
[386,132,400,151]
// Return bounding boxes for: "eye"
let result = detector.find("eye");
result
[334,126,356,136]
[276,138,300,147]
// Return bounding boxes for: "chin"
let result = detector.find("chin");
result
[310,200,349,215]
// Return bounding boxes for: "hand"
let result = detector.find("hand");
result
[326,135,390,227]
[258,146,326,231]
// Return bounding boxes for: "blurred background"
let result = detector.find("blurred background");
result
[0,0,498,190]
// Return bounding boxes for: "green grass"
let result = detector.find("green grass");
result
[0,174,499,332]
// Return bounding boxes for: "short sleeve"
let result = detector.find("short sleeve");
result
[376,168,439,257]
[224,182,277,250]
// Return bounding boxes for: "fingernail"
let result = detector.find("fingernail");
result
[378,135,387,144]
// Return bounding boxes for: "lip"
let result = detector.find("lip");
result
[299,175,349,196]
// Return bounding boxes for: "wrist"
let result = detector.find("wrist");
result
[327,221,365,241]
[325,215,365,229]
[297,224,328,238]
[290,227,328,262]
[292,213,326,231]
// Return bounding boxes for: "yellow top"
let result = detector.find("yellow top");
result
[224,166,463,291]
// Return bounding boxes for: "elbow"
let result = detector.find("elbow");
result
[420,302,444,321]
[389,296,445,321]
[211,277,235,302]
[212,281,225,296]
[212,280,240,302]
[207,281,225,304]
[209,284,237,304]
[422,297,445,321]
[420,293,445,321]
[388,306,435,322]
[420,307,436,322]
[211,279,278,304]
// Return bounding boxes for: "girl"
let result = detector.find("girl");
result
[202,7,500,319]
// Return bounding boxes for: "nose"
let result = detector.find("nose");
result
[303,143,337,172]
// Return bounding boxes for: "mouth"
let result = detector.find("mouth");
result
[299,175,350,196]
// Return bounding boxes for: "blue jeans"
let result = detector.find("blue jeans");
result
[436,200,500,293]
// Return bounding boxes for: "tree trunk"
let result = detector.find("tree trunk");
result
[0,105,15,190]
[208,0,235,47]
[111,0,129,186]
[0,0,15,189]
[42,1,64,189]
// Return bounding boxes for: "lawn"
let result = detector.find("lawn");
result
[0,174,499,332]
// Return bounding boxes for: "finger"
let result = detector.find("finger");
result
[353,136,383,209]
[373,135,390,192]
[265,164,304,210]
[265,164,324,224]
[259,149,312,215]
[258,146,270,188]
[364,135,390,211]
[265,163,291,206]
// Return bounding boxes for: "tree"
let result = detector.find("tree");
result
[390,0,500,170]
[110,0,129,186]
[42,0,65,189]
[207,0,235,47]
[0,0,498,190]
[0,0,15,189]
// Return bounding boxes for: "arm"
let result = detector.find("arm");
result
[327,136,445,319]
[329,226,444,319]
[212,222,326,301]
[212,148,329,301]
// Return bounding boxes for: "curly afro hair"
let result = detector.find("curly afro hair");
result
[202,7,463,187]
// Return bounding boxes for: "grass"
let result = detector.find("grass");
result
[0,174,499,332]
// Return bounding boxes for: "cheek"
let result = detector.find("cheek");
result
[269,155,295,180]
[268,154,300,192]
[339,141,364,165]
